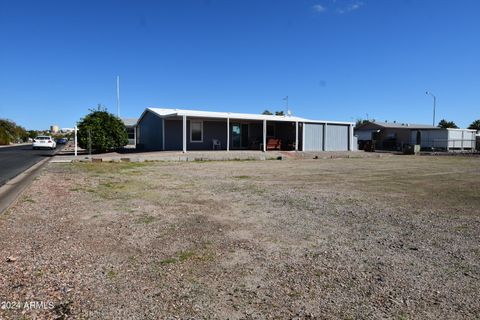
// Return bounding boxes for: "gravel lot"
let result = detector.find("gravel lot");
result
[0,156,479,319]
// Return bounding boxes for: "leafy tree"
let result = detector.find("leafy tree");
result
[262,110,273,115]
[77,107,128,153]
[437,119,459,129]
[0,119,27,145]
[275,111,285,116]
[27,130,39,139]
[355,119,371,129]
[468,119,480,131]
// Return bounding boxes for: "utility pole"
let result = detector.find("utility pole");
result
[74,126,77,157]
[426,91,436,126]
[116,76,120,117]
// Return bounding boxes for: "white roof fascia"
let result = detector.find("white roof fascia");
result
[147,107,353,125]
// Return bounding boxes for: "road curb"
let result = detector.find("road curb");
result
[0,156,51,215]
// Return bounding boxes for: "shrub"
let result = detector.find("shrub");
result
[77,108,128,153]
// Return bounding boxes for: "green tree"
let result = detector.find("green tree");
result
[468,119,480,131]
[262,110,273,115]
[27,130,39,139]
[275,111,285,116]
[437,119,459,129]
[355,119,371,129]
[0,119,26,145]
[77,108,128,153]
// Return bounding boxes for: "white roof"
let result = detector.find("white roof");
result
[146,107,353,125]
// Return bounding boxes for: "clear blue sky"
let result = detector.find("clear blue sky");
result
[1,0,479,130]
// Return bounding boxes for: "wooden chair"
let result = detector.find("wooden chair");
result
[266,138,282,150]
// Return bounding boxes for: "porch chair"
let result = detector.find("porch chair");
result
[212,139,221,150]
[266,138,282,150]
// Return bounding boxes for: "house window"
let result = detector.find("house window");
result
[190,120,203,142]
[126,127,135,140]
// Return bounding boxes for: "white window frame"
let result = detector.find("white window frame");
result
[190,120,203,143]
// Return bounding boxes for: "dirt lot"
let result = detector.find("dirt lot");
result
[0,156,479,319]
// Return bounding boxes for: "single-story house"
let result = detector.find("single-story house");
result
[121,118,138,146]
[133,108,355,152]
[355,121,476,151]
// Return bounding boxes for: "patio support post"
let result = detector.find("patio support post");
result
[227,117,230,151]
[295,121,299,151]
[182,114,187,153]
[302,122,305,151]
[263,119,267,152]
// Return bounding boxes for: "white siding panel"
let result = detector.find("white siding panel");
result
[304,123,324,151]
[326,124,349,151]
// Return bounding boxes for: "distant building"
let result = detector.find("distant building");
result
[50,125,60,134]
[355,121,476,151]
[121,118,138,146]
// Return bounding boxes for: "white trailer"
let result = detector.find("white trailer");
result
[410,128,477,151]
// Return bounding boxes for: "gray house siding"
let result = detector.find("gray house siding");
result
[326,124,349,151]
[303,123,324,151]
[138,111,163,150]
[188,120,227,150]
[164,119,228,151]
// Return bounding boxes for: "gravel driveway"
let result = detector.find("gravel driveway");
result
[0,156,479,319]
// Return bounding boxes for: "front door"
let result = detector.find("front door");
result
[231,123,249,149]
[232,123,241,148]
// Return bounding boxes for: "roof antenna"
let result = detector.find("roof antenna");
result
[283,96,292,116]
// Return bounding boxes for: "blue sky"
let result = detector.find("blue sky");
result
[1,0,479,130]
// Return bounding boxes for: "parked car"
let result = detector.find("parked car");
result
[57,138,68,144]
[32,136,56,150]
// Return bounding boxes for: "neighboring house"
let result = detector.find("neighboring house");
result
[121,118,138,146]
[355,121,476,151]
[135,108,355,152]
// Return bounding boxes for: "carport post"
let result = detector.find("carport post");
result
[182,115,187,153]
[226,116,230,151]
[263,120,267,152]
[295,121,299,151]
[302,122,305,151]
[74,126,77,157]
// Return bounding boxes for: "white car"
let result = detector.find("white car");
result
[32,136,57,150]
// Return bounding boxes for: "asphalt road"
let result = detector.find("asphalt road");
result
[0,144,62,186]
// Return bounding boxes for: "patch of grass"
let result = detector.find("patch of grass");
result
[70,187,81,192]
[136,215,156,224]
[159,258,177,265]
[34,269,44,277]
[23,197,35,203]
[106,270,117,280]
[454,224,469,232]
[233,175,251,179]
[178,250,195,261]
